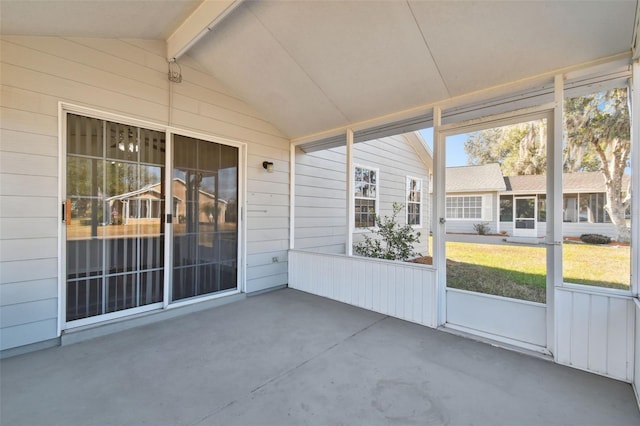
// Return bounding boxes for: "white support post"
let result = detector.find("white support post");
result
[289,144,296,250]
[631,61,640,297]
[549,74,564,356]
[433,106,447,327]
[163,129,173,308]
[346,129,355,256]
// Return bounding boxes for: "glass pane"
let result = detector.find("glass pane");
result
[139,128,165,166]
[445,118,548,303]
[67,157,104,197]
[66,114,165,322]
[563,87,631,290]
[66,278,102,321]
[172,137,238,302]
[67,114,103,157]
[106,122,139,162]
[173,135,197,169]
[105,274,136,313]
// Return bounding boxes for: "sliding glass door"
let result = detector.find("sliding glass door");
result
[65,113,240,325]
[172,135,239,301]
[65,114,165,321]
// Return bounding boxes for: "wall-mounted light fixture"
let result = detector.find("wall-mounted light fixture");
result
[262,161,274,173]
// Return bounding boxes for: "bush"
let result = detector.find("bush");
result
[580,234,611,245]
[473,222,491,235]
[353,202,421,261]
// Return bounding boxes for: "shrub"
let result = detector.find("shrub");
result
[353,202,421,261]
[579,234,611,245]
[473,222,491,235]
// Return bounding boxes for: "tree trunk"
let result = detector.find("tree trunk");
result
[603,176,630,243]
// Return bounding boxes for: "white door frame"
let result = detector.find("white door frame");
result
[435,103,557,352]
[514,196,538,237]
[58,103,247,332]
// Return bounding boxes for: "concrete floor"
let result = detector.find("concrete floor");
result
[1,288,639,426]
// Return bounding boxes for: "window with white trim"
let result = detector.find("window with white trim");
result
[354,165,378,228]
[406,176,422,226]
[446,195,482,219]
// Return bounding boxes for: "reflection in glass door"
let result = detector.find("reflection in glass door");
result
[65,114,165,322]
[172,135,239,301]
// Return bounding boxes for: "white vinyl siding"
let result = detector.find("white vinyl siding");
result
[294,134,430,256]
[0,35,290,351]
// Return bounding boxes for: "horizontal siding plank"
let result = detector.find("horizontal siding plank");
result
[0,106,57,136]
[0,196,57,218]
[1,39,168,106]
[246,273,287,294]
[0,279,58,306]
[0,298,57,328]
[0,218,58,240]
[0,258,58,284]
[0,173,57,196]
[0,318,58,351]
[0,129,57,157]
[0,238,57,262]
[1,64,170,124]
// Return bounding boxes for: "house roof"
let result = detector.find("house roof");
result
[1,1,636,141]
[446,163,506,193]
[505,171,631,194]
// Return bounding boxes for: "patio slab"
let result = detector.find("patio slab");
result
[1,288,639,426]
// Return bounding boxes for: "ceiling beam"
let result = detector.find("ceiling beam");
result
[166,0,243,62]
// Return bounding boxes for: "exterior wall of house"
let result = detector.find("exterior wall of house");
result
[294,134,431,257]
[0,36,290,352]
[444,192,498,235]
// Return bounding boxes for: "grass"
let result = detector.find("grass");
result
[439,240,630,303]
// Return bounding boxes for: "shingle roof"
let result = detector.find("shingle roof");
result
[445,163,506,192]
[505,171,631,193]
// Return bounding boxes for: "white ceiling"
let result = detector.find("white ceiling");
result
[0,0,201,39]
[1,0,637,140]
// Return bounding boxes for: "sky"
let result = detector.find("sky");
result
[418,128,471,167]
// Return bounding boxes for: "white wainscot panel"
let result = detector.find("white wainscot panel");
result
[288,250,437,328]
[634,299,640,407]
[446,288,547,348]
[555,286,635,382]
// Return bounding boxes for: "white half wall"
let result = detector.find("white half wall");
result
[446,288,547,349]
[635,299,640,407]
[288,250,437,328]
[555,286,635,382]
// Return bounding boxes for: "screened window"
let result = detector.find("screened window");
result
[446,196,482,219]
[354,165,378,228]
[500,196,513,222]
[538,195,546,222]
[406,176,422,226]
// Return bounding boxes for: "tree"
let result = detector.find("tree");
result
[564,88,631,242]
[464,120,546,176]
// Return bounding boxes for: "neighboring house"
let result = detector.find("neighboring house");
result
[107,178,228,227]
[444,164,505,235]
[445,164,630,239]
[295,132,432,256]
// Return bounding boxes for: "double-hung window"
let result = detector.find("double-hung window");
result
[446,195,482,219]
[406,176,422,226]
[354,165,378,228]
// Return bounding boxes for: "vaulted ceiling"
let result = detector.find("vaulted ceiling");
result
[1,0,637,140]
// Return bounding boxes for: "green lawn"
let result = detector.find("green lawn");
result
[444,241,630,303]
